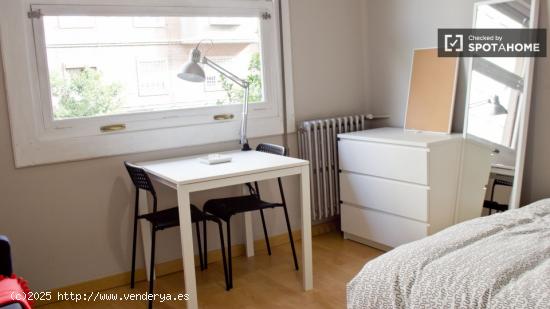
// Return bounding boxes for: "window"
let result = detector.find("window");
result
[203,57,232,92]
[0,0,294,167]
[43,15,264,120]
[57,16,95,29]
[132,17,166,28]
[136,59,169,97]
[64,65,97,76]
[208,17,242,26]
[205,76,219,90]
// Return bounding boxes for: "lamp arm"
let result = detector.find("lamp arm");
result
[240,86,250,150]
[201,56,251,151]
[202,57,249,88]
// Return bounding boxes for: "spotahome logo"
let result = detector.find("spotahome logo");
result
[444,34,464,52]
[438,28,546,57]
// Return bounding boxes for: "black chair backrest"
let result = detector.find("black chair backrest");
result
[490,177,514,201]
[256,143,287,156]
[124,161,156,196]
[494,178,513,187]
[251,144,288,203]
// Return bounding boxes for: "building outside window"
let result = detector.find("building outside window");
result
[43,16,263,120]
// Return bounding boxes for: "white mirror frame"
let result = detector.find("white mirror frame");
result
[463,0,540,209]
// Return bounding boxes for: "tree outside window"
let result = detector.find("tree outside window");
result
[51,68,123,119]
[220,52,263,105]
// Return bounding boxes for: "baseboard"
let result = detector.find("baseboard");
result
[35,220,338,307]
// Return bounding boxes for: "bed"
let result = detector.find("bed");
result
[347,199,550,309]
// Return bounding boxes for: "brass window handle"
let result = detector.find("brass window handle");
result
[100,124,126,133]
[213,114,235,121]
[99,114,234,132]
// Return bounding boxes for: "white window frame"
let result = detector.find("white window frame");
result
[0,0,295,167]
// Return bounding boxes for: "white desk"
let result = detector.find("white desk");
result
[137,150,312,309]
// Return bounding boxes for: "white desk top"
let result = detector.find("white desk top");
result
[137,150,308,185]
[338,127,462,147]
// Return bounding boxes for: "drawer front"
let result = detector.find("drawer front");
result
[341,204,429,248]
[340,172,429,221]
[339,139,429,185]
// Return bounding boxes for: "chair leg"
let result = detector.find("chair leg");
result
[259,210,272,256]
[203,218,208,269]
[226,220,233,289]
[282,205,299,271]
[148,228,156,309]
[130,216,138,289]
[195,222,204,271]
[217,220,230,291]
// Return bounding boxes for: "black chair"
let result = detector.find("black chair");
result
[203,143,298,289]
[483,177,513,215]
[0,236,12,278]
[0,236,24,309]
[124,162,230,308]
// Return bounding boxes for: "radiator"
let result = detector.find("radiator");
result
[298,114,376,221]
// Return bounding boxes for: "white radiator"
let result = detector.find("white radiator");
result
[298,114,377,221]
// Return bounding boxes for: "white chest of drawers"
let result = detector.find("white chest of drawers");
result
[338,127,463,249]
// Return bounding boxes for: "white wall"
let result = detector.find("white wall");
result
[290,0,368,120]
[0,0,369,291]
[364,0,476,131]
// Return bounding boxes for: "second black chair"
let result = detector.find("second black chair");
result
[203,143,299,289]
[124,162,230,309]
[483,176,513,215]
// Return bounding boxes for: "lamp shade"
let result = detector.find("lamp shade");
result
[177,48,205,82]
[491,95,508,116]
[177,62,205,82]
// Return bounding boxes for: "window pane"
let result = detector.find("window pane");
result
[468,71,518,146]
[43,16,264,120]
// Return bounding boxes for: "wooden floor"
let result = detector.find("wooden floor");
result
[41,232,383,308]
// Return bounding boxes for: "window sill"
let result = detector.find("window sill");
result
[12,114,285,167]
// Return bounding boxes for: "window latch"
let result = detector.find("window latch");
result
[100,124,127,133]
[261,12,271,20]
[213,113,235,121]
[27,9,43,19]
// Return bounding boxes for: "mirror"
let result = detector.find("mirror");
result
[464,0,538,212]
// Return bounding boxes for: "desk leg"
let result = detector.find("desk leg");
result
[300,166,313,290]
[138,189,155,282]
[244,212,255,257]
[242,185,255,257]
[176,186,199,309]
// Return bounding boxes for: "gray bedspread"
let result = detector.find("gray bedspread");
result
[347,199,550,309]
